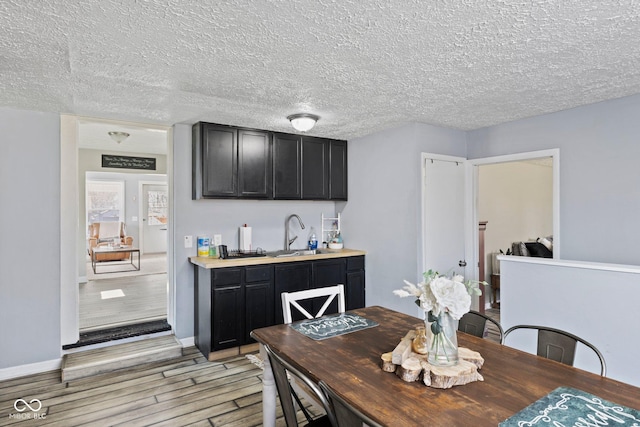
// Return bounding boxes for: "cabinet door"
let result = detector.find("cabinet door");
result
[212,285,243,349]
[274,263,312,324]
[201,124,237,197]
[245,281,274,343]
[273,133,302,199]
[312,259,346,316]
[346,271,365,310]
[329,140,348,200]
[238,129,272,198]
[301,137,329,200]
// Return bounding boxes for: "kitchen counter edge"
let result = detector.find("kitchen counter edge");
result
[189,248,366,269]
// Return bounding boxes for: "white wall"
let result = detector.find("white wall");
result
[501,256,640,387]
[479,160,553,277]
[0,108,61,369]
[342,123,467,315]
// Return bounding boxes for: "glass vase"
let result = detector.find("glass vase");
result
[426,311,459,366]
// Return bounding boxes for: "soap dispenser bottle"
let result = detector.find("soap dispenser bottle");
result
[307,227,318,250]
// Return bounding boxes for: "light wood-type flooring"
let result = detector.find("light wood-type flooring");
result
[80,253,168,332]
[2,309,501,426]
[1,347,317,427]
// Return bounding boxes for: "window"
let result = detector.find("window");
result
[86,180,125,225]
[147,189,168,225]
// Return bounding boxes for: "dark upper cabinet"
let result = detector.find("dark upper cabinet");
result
[198,123,237,198]
[301,137,329,200]
[193,122,346,200]
[238,129,272,198]
[193,123,271,199]
[329,140,348,200]
[273,133,302,199]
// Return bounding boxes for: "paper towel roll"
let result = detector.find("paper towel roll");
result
[239,226,252,251]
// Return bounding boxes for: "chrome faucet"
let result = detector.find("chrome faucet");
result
[285,214,305,250]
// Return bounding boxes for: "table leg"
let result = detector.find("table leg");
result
[259,344,276,427]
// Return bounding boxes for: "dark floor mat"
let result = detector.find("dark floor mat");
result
[63,319,171,349]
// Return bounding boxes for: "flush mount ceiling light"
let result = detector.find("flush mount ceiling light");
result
[287,113,319,132]
[108,131,130,143]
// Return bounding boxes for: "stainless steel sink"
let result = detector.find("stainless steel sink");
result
[267,249,323,258]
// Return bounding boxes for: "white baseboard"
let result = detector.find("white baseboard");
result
[180,336,195,348]
[0,335,195,381]
[0,358,62,381]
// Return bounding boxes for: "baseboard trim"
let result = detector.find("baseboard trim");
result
[179,336,195,348]
[0,358,62,381]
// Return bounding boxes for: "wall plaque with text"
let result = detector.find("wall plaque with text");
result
[102,155,156,170]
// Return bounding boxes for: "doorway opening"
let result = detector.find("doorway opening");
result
[63,117,171,349]
[421,149,559,322]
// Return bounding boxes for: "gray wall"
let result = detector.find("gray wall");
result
[341,123,467,315]
[0,108,61,368]
[468,93,640,265]
[3,92,640,371]
[171,124,337,339]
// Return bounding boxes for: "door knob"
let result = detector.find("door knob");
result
[459,260,467,267]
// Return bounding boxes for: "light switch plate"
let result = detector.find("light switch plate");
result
[213,234,222,246]
[184,235,193,248]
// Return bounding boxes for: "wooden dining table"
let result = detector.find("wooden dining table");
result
[251,305,640,426]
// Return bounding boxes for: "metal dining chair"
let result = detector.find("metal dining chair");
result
[319,380,383,427]
[263,344,336,427]
[503,325,607,376]
[458,310,505,343]
[281,284,346,324]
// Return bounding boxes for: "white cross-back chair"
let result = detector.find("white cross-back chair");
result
[278,284,346,425]
[282,284,346,324]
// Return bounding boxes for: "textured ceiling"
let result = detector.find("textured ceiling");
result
[2,1,640,140]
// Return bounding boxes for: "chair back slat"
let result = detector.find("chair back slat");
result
[282,284,346,324]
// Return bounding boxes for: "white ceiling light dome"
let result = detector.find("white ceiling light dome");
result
[287,113,319,132]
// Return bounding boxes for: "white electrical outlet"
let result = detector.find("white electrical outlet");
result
[184,235,193,248]
[213,234,222,246]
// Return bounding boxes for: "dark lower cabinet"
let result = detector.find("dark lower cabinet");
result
[212,285,243,348]
[274,262,312,324]
[312,258,346,316]
[244,266,274,344]
[346,256,365,310]
[195,255,364,358]
[195,265,273,354]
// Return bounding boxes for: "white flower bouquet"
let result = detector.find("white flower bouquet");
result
[394,269,485,365]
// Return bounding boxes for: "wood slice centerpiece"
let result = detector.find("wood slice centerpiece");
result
[381,330,485,389]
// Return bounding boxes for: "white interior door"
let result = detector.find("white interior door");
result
[142,183,168,254]
[422,154,467,278]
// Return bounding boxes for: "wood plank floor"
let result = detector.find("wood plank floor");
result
[79,273,167,332]
[1,347,318,426]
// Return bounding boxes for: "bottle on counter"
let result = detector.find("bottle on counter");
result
[308,228,318,250]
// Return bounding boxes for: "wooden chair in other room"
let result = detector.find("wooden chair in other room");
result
[503,325,607,376]
[319,380,383,427]
[263,344,336,427]
[458,310,505,343]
